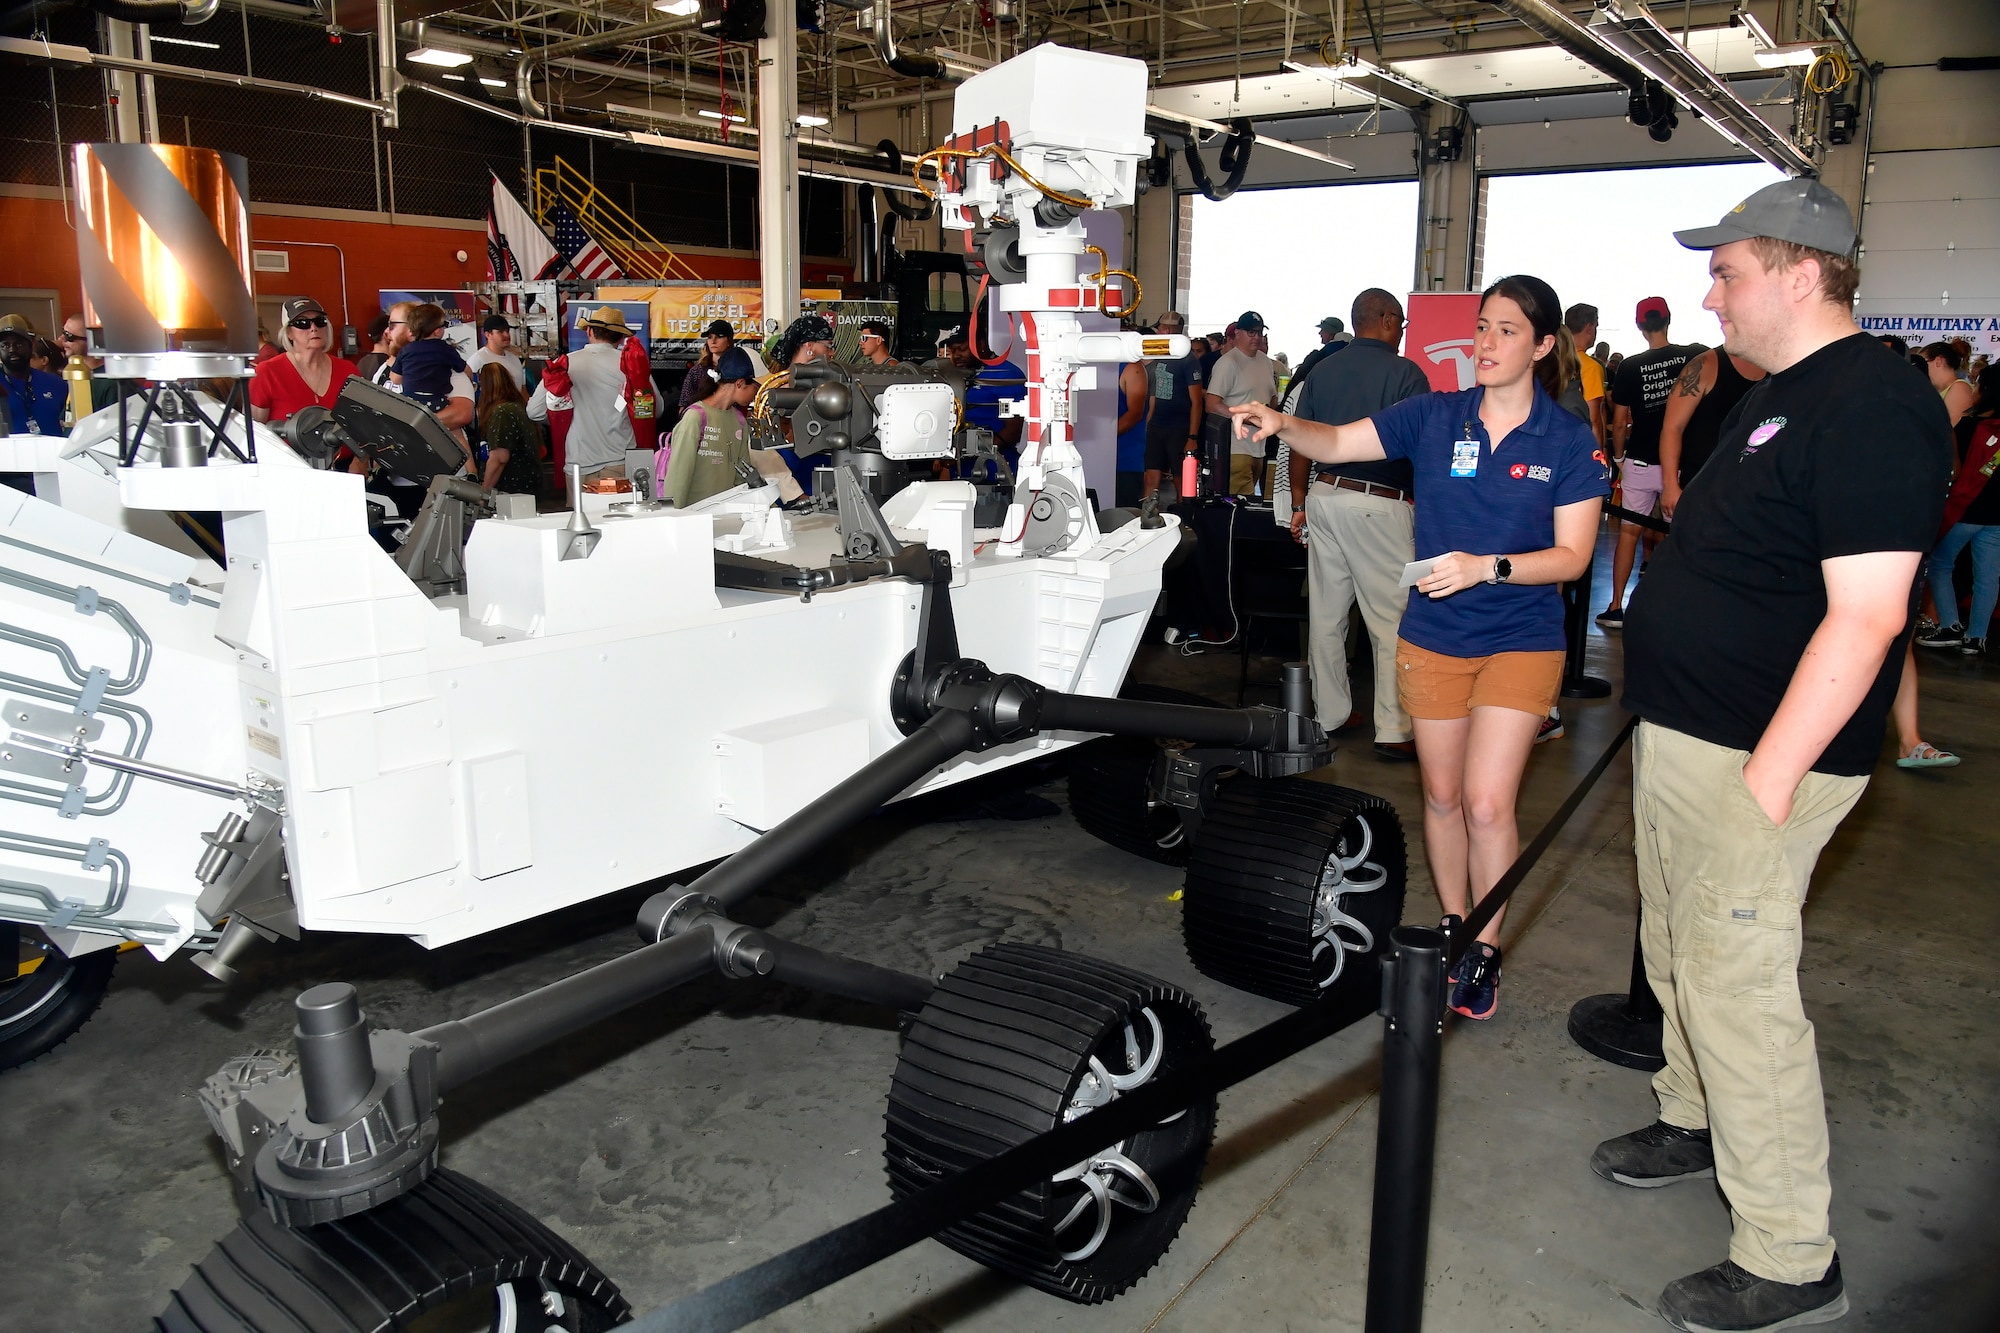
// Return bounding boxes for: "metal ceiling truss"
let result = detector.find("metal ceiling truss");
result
[13,0,1814,177]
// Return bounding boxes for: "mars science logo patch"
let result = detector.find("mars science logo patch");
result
[1509,463,1554,482]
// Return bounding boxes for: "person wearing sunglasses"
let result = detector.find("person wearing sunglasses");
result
[856,319,898,368]
[249,298,357,426]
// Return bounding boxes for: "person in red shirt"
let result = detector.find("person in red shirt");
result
[249,298,356,425]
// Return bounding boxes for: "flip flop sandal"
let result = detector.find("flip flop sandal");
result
[1897,743,1960,769]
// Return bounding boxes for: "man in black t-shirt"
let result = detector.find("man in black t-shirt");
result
[1593,180,1949,1333]
[1598,298,1703,626]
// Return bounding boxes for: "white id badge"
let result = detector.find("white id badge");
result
[1450,438,1479,478]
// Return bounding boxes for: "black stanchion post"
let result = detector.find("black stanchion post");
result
[1560,547,1612,699]
[1364,924,1447,1333]
[1566,905,1665,1072]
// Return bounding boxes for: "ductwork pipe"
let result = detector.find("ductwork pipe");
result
[513,12,698,119]
[1485,0,1647,93]
[2,0,215,35]
[0,31,392,112]
[873,2,950,81]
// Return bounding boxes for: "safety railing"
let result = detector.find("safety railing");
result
[531,155,704,282]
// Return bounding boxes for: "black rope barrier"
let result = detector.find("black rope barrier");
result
[1605,502,1670,535]
[619,715,1645,1333]
[1447,715,1640,970]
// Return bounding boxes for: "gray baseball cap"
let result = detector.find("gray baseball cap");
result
[1673,177,1857,254]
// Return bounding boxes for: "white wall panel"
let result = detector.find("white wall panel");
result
[1858,147,2000,315]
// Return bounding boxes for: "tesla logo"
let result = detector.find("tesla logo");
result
[1510,463,1528,479]
[1423,338,1478,390]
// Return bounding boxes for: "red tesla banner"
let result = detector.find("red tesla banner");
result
[1404,292,1484,394]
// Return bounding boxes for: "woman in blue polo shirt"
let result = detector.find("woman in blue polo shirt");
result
[1229,274,1607,1021]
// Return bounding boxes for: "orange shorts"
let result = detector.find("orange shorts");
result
[1395,638,1565,720]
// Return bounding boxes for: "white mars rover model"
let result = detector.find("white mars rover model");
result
[7,46,1406,1331]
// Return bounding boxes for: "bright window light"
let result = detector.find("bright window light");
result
[1480,162,1785,352]
[149,34,220,49]
[1187,180,1420,368]
[408,47,474,68]
[653,0,702,13]
[797,113,829,127]
[697,108,747,123]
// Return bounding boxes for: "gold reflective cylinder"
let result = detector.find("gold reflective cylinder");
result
[62,354,93,429]
[72,143,254,346]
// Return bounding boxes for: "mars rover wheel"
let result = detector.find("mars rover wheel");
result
[1066,684,1219,867]
[884,944,1215,1304]
[155,1169,630,1332]
[0,926,119,1072]
[1182,778,1406,1008]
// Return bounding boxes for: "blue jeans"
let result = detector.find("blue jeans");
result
[1926,522,2000,638]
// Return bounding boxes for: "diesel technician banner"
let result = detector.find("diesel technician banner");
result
[1857,312,2000,357]
[1405,292,1485,393]
[598,284,764,364]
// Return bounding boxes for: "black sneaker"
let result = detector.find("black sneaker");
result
[1595,606,1625,628]
[1659,1255,1847,1332]
[1589,1120,1715,1187]
[1961,636,1987,657]
[1916,623,1965,649]
[1448,942,1501,1020]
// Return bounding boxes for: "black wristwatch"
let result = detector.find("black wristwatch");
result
[1488,556,1512,585]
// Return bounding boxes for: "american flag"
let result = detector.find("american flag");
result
[548,201,623,281]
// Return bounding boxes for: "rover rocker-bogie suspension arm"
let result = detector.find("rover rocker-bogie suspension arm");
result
[203,628,1326,1228]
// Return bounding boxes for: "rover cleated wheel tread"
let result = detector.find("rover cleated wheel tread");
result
[1182,778,1406,1008]
[885,943,1214,1305]
[156,1168,629,1332]
[1066,684,1219,867]
[0,930,119,1073]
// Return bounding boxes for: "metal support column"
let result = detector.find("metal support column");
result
[100,17,142,143]
[135,23,160,142]
[374,0,399,130]
[757,5,800,324]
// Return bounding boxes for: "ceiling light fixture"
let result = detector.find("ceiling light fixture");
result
[148,34,220,49]
[797,113,829,127]
[408,47,474,68]
[698,108,748,123]
[1750,44,1825,68]
[480,76,507,87]
[1590,0,1815,174]
[652,0,702,13]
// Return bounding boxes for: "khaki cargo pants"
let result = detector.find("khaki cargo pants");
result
[1632,721,1868,1285]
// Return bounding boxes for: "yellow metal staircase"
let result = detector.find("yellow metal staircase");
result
[531,156,703,282]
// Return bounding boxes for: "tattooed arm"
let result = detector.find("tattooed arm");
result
[1658,351,1718,520]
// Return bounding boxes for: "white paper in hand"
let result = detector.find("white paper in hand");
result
[1400,557,1440,590]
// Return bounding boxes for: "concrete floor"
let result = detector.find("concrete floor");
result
[4,533,1997,1331]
